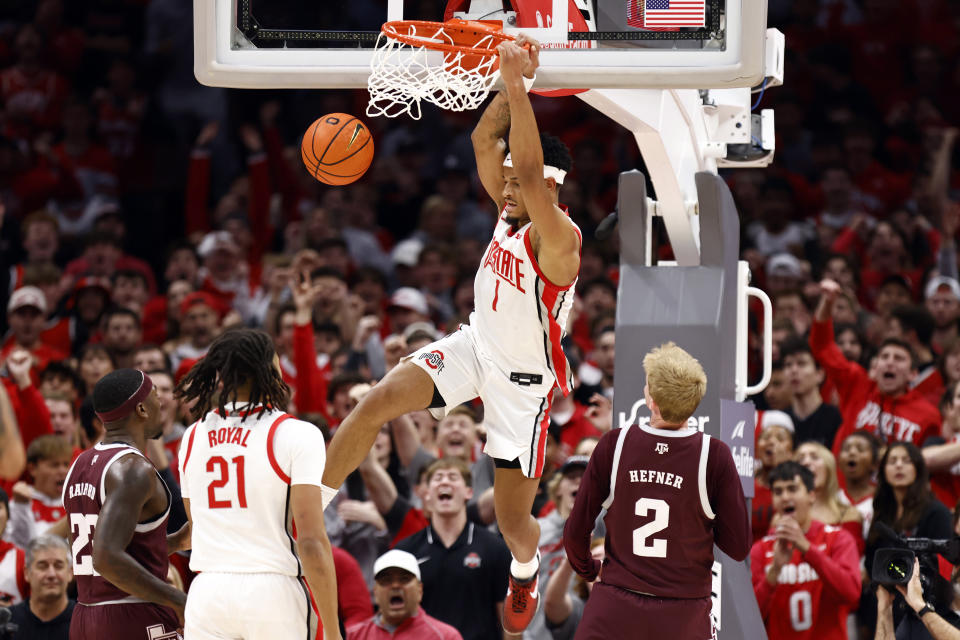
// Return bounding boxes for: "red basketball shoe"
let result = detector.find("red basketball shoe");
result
[502,571,540,634]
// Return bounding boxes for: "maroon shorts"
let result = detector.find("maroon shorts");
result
[70,601,181,640]
[575,582,714,640]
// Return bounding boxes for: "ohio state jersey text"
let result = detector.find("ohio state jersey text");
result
[482,239,527,293]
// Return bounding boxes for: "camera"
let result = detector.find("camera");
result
[716,111,776,168]
[874,548,923,586]
[870,522,960,609]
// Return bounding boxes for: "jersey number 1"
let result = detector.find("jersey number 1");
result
[207,456,248,509]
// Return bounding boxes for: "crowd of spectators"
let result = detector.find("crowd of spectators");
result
[0,0,958,638]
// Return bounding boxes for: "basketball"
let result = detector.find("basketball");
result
[300,113,375,185]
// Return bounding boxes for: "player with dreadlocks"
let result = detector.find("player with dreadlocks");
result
[175,326,292,422]
[175,328,341,640]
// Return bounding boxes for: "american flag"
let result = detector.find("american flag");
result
[627,0,671,31]
[642,0,705,28]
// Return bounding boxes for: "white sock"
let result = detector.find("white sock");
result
[510,551,540,580]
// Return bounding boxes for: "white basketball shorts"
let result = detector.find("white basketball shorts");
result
[405,324,555,478]
[184,572,317,640]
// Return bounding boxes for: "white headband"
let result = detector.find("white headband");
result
[503,153,566,185]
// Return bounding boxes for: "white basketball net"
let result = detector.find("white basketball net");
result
[367,23,503,120]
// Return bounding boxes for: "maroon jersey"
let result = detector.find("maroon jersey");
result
[63,442,172,605]
[564,423,751,598]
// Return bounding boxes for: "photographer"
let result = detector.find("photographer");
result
[866,442,953,574]
[865,442,954,633]
[876,558,960,640]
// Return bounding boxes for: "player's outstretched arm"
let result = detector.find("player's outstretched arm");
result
[499,41,580,285]
[291,484,342,640]
[470,91,509,211]
[93,456,187,620]
[469,33,540,211]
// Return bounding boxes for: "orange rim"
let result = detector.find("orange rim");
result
[381,19,514,57]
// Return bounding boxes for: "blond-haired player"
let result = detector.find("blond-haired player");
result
[564,342,751,639]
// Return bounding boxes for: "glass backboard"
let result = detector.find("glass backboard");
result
[195,0,768,90]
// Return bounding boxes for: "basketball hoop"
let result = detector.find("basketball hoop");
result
[367,19,514,120]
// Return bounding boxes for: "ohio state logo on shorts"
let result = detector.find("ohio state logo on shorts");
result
[419,350,445,372]
[463,552,482,569]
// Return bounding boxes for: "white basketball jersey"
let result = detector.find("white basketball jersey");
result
[470,208,580,395]
[179,404,326,576]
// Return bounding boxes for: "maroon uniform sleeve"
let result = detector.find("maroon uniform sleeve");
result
[750,540,776,617]
[803,528,861,607]
[708,438,750,561]
[332,547,375,628]
[563,429,616,581]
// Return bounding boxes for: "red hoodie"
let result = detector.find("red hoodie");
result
[810,318,941,457]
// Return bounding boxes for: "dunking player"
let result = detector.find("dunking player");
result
[321,37,580,633]
[563,343,751,639]
[175,328,340,640]
[63,368,190,639]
